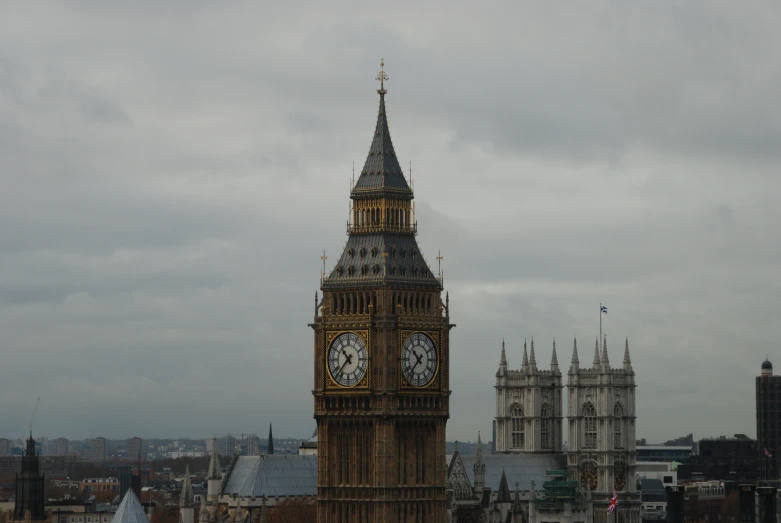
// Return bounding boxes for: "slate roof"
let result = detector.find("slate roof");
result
[352,93,411,197]
[222,455,317,498]
[322,233,441,290]
[111,489,148,523]
[447,453,568,492]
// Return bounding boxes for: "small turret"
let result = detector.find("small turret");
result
[522,340,529,373]
[762,357,773,377]
[179,465,194,523]
[623,337,633,372]
[601,335,610,370]
[550,338,559,374]
[207,438,221,501]
[233,498,242,523]
[570,338,580,373]
[497,469,511,503]
[592,338,600,369]
[473,432,485,495]
[267,424,274,455]
[529,338,538,372]
[198,498,208,523]
[498,340,508,377]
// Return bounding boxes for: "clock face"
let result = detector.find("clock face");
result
[581,460,598,491]
[328,332,368,387]
[401,332,438,387]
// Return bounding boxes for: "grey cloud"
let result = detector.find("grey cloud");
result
[0,1,778,443]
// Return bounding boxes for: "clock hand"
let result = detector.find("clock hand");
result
[414,351,424,368]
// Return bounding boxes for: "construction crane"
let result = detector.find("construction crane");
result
[29,397,40,435]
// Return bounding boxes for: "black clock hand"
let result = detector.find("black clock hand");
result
[414,351,424,367]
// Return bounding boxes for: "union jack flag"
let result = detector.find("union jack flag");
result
[608,490,618,514]
[764,448,774,459]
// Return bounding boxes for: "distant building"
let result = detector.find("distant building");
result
[756,358,780,480]
[682,481,724,523]
[127,438,143,461]
[0,438,10,456]
[678,435,758,482]
[80,478,120,494]
[50,438,69,456]
[13,433,45,521]
[638,477,667,521]
[662,434,694,447]
[88,438,108,463]
[635,462,677,488]
[298,436,317,456]
[216,435,235,456]
[635,446,692,464]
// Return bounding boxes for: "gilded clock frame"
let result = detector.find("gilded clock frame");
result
[398,330,441,390]
[324,329,372,391]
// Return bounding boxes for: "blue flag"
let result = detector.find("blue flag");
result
[601,305,608,314]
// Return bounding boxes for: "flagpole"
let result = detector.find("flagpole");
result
[600,303,603,346]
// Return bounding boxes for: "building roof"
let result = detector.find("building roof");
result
[352,92,410,197]
[762,359,773,370]
[111,489,148,523]
[448,453,567,492]
[322,233,441,290]
[321,61,442,292]
[222,455,317,498]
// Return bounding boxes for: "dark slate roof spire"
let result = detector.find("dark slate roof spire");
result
[352,59,412,198]
[267,424,274,455]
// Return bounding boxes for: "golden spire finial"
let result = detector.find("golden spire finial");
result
[376,58,388,95]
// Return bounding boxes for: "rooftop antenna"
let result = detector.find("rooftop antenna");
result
[29,397,40,435]
[409,161,414,191]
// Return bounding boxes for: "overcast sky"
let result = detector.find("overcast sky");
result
[1,1,780,444]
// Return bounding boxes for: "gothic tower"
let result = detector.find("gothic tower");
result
[13,433,45,521]
[495,339,563,453]
[567,337,640,523]
[312,60,452,523]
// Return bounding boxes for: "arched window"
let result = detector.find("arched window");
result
[584,404,597,449]
[614,404,623,449]
[541,405,551,450]
[511,405,524,449]
[347,266,355,276]
[360,265,367,276]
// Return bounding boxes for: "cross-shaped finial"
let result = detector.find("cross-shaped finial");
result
[436,249,444,277]
[376,58,388,94]
[320,249,328,276]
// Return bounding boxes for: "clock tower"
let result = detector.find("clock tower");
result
[311,60,452,523]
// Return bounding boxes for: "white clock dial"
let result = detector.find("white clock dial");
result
[401,332,437,387]
[328,332,368,387]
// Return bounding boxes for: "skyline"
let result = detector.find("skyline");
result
[1,1,780,441]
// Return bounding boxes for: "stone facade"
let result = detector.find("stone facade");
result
[567,337,640,523]
[495,339,564,453]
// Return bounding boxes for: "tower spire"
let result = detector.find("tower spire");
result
[180,465,193,508]
[623,337,633,372]
[267,424,274,455]
[529,337,538,372]
[522,340,529,372]
[474,431,485,494]
[601,334,610,370]
[207,438,220,479]
[570,338,579,373]
[550,338,559,373]
[593,338,600,368]
[498,340,508,377]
